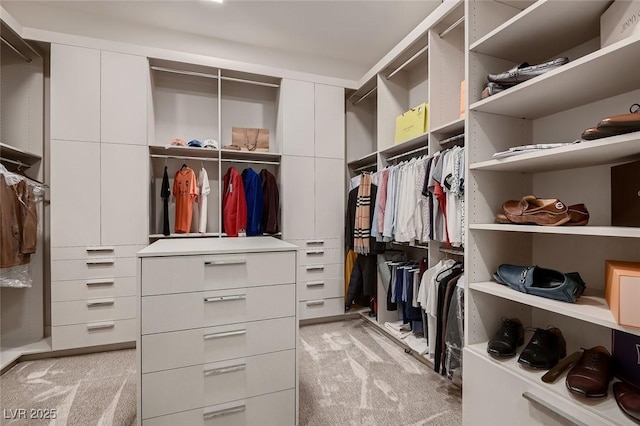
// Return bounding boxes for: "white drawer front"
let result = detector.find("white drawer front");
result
[142,317,296,373]
[51,245,146,261]
[142,350,295,419]
[51,257,136,281]
[286,238,342,250]
[142,252,295,296]
[298,278,343,301]
[51,277,136,302]
[297,262,343,282]
[297,248,343,266]
[52,296,137,326]
[298,297,344,320]
[142,389,295,426]
[142,284,295,335]
[51,318,136,350]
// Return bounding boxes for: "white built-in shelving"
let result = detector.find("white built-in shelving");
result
[469,224,640,239]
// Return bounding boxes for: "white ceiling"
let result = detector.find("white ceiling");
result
[3,0,443,81]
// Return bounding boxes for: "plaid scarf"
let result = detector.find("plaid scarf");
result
[354,173,372,255]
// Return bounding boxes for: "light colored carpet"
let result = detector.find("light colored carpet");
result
[0,349,136,426]
[299,319,462,426]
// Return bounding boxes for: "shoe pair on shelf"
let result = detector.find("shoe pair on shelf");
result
[487,318,565,369]
[495,195,589,226]
[493,264,586,303]
[482,57,569,99]
[582,103,640,141]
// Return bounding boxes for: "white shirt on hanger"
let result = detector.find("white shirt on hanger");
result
[197,167,210,233]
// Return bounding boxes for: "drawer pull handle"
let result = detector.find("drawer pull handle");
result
[306,300,325,307]
[86,259,115,266]
[306,265,324,271]
[205,259,246,266]
[306,240,324,245]
[204,330,246,340]
[204,295,246,303]
[87,299,115,307]
[203,405,246,420]
[306,250,325,255]
[306,281,325,288]
[87,321,115,330]
[86,279,115,286]
[86,246,115,253]
[204,363,246,376]
[522,392,589,426]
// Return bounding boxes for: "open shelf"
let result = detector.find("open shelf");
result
[469,0,608,64]
[149,145,220,160]
[347,151,378,170]
[469,224,640,239]
[466,343,633,426]
[220,149,281,164]
[469,36,640,120]
[389,241,429,251]
[430,118,465,136]
[0,142,42,166]
[470,132,640,173]
[379,132,429,160]
[470,281,640,337]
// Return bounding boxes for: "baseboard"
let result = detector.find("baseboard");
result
[17,341,136,363]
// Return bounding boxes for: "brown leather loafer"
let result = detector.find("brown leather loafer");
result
[502,195,570,226]
[566,204,589,226]
[614,381,640,423]
[566,346,612,398]
[597,103,640,129]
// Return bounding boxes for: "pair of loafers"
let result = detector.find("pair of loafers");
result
[496,195,589,226]
[582,103,640,140]
[482,57,569,99]
[493,264,586,303]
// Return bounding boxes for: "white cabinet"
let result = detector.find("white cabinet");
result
[50,44,100,142]
[281,79,315,157]
[101,51,148,145]
[314,158,344,239]
[314,84,345,159]
[281,156,315,240]
[50,140,101,247]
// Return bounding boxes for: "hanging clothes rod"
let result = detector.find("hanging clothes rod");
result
[221,76,280,88]
[386,45,429,80]
[439,16,465,38]
[1,36,32,63]
[353,86,377,106]
[439,247,464,256]
[221,158,280,165]
[439,133,465,145]
[0,157,28,168]
[354,162,377,172]
[150,154,219,162]
[150,66,280,88]
[386,145,428,162]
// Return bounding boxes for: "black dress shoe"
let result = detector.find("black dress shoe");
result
[488,57,569,87]
[487,317,524,357]
[518,327,567,369]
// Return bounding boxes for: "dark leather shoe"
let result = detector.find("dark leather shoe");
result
[488,57,569,86]
[487,317,524,357]
[518,327,566,369]
[493,264,586,303]
[502,195,570,226]
[597,103,640,129]
[581,126,629,140]
[567,204,589,226]
[614,381,640,423]
[566,346,612,398]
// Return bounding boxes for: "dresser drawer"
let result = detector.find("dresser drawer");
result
[51,257,136,281]
[141,350,295,419]
[51,277,136,302]
[298,278,343,301]
[142,317,296,373]
[52,296,137,326]
[298,248,343,266]
[297,262,343,282]
[142,389,295,426]
[142,284,295,335]
[141,252,295,296]
[298,297,344,320]
[51,318,136,350]
[286,238,342,250]
[51,245,146,261]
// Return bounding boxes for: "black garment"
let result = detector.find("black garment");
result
[346,254,377,307]
[434,266,463,373]
[421,157,435,240]
[345,184,378,251]
[161,166,171,236]
[260,169,279,234]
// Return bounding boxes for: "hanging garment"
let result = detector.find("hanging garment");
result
[345,181,378,251]
[376,169,390,240]
[354,173,372,255]
[434,266,463,373]
[260,169,279,234]
[161,166,171,236]
[345,254,377,308]
[197,167,210,233]
[173,167,198,234]
[242,168,264,236]
[345,249,358,298]
[222,167,247,237]
[0,174,37,268]
[382,166,398,242]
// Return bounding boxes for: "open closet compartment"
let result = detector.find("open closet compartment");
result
[0,17,49,369]
[464,1,640,424]
[148,58,282,240]
[346,77,378,176]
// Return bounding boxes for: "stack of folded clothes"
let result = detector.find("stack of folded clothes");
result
[482,57,569,99]
[495,195,589,226]
[581,103,640,140]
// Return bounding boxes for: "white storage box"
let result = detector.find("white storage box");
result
[601,0,640,48]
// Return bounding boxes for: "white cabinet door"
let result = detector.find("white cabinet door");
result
[281,156,315,240]
[314,84,345,159]
[101,143,148,245]
[314,158,344,239]
[50,44,100,142]
[101,51,148,145]
[50,140,101,247]
[281,79,314,157]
